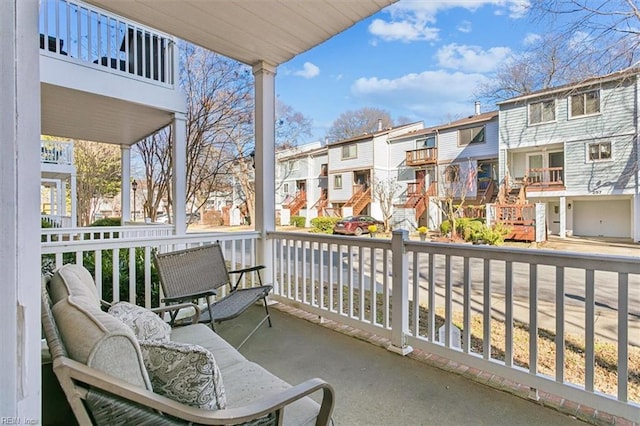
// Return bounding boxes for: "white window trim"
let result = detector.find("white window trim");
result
[457,125,486,147]
[568,89,601,120]
[528,98,557,126]
[585,141,613,163]
[333,174,343,189]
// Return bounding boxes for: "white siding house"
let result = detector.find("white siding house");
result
[435,110,499,203]
[327,122,424,221]
[498,69,640,240]
[275,141,328,226]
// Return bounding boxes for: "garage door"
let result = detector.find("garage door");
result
[573,200,631,238]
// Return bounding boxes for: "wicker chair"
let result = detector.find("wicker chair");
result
[154,243,273,349]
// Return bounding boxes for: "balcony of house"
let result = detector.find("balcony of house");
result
[39,0,184,144]
[41,139,75,178]
[406,147,437,166]
[507,148,565,193]
[525,167,565,191]
[40,228,640,424]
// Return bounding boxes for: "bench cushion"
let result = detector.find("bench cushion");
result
[52,295,152,390]
[222,361,319,426]
[170,324,246,371]
[49,263,100,306]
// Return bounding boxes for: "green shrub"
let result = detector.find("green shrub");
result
[462,219,484,241]
[290,216,306,228]
[441,217,509,246]
[90,217,122,227]
[41,218,54,228]
[440,220,452,235]
[310,217,341,234]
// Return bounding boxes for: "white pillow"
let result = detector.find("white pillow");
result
[108,301,171,342]
[139,340,226,410]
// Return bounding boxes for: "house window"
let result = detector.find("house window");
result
[570,90,600,118]
[341,144,357,159]
[283,183,289,193]
[444,164,460,183]
[529,100,556,124]
[424,136,436,148]
[320,164,328,176]
[333,174,343,189]
[458,126,485,146]
[587,141,612,161]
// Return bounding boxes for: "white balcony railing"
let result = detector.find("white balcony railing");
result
[41,214,73,228]
[40,230,640,421]
[39,0,175,87]
[41,140,73,165]
[268,231,640,421]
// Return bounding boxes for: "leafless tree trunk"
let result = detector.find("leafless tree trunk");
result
[372,177,401,232]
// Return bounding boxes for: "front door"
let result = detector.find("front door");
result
[549,151,564,183]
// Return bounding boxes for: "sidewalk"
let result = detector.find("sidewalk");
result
[535,235,640,257]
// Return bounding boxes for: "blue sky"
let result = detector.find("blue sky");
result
[276,0,539,142]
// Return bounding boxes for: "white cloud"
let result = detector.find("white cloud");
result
[523,33,541,46]
[293,62,320,79]
[350,70,490,123]
[436,43,512,73]
[568,31,591,50]
[371,0,530,42]
[369,18,438,42]
[457,20,472,33]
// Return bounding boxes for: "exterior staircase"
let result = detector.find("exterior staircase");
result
[494,174,534,241]
[404,180,436,220]
[312,193,336,217]
[284,191,306,216]
[344,185,371,216]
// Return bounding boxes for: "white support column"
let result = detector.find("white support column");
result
[253,62,277,277]
[56,180,63,216]
[634,194,640,242]
[172,113,187,235]
[121,145,131,224]
[559,196,567,238]
[70,173,78,227]
[388,229,413,355]
[61,180,67,216]
[0,0,42,418]
[49,185,56,215]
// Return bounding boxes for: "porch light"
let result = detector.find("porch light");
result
[131,180,138,221]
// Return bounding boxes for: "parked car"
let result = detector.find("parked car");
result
[333,215,384,236]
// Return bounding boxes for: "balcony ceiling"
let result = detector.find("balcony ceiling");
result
[81,0,396,67]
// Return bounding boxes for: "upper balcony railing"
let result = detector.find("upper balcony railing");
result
[41,140,73,165]
[39,0,176,87]
[526,167,564,190]
[406,147,437,166]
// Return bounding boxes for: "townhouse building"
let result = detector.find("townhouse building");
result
[326,121,424,220]
[276,141,328,226]
[392,105,499,231]
[498,69,640,240]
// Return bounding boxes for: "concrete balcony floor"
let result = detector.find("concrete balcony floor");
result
[217,304,584,426]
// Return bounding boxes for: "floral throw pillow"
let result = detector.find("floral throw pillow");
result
[108,301,171,342]
[140,340,226,410]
